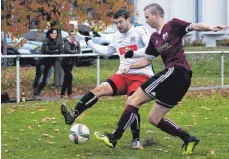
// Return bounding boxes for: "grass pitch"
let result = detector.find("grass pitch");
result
[1,91,229,159]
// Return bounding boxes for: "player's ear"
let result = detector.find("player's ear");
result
[127,17,131,23]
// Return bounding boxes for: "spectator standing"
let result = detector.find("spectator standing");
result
[33,28,63,99]
[60,30,80,99]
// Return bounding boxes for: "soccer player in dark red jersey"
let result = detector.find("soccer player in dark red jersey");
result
[94,3,229,154]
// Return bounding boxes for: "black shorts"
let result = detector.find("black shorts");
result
[140,66,192,108]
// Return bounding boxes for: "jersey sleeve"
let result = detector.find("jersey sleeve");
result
[171,18,192,36]
[88,40,116,57]
[145,36,160,59]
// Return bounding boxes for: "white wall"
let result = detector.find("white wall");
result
[134,0,229,46]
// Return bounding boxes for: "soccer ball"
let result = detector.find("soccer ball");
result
[69,124,90,144]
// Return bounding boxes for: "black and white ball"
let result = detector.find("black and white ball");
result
[69,124,90,144]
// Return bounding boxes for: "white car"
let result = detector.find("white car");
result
[69,21,144,46]
[69,21,117,46]
[77,25,117,46]
[1,32,40,66]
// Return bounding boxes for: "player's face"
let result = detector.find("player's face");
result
[113,17,130,33]
[144,8,158,28]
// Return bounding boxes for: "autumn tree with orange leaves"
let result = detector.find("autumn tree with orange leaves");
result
[1,0,134,36]
[1,0,134,86]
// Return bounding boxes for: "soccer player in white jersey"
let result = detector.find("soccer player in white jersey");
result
[60,8,154,149]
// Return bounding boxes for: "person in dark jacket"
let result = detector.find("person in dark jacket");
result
[33,28,63,99]
[60,30,80,99]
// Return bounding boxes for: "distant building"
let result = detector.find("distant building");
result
[132,0,229,46]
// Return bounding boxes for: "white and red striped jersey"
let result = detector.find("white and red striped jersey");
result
[88,26,154,77]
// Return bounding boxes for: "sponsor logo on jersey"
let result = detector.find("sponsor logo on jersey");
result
[119,44,137,55]
[157,42,171,53]
[130,36,136,43]
[162,32,168,41]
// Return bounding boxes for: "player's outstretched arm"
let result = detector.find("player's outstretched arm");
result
[120,56,153,74]
[189,23,229,32]
[86,39,116,57]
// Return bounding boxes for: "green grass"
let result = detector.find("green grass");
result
[1,92,229,159]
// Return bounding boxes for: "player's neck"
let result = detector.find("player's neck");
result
[156,19,165,32]
[128,24,132,31]
[124,24,133,33]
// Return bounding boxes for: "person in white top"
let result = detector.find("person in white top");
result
[60,8,154,149]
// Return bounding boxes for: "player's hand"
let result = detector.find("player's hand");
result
[85,37,92,45]
[120,65,130,74]
[124,50,134,59]
[209,25,229,32]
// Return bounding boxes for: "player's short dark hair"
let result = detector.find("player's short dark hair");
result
[69,30,75,34]
[113,8,130,20]
[144,3,164,18]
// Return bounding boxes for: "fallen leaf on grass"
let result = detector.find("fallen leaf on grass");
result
[19,129,25,132]
[38,108,47,112]
[28,126,32,129]
[211,150,215,155]
[5,150,9,153]
[200,107,211,110]
[163,137,170,140]
[153,148,163,151]
[1,144,7,147]
[42,117,56,123]
[37,125,41,128]
[42,134,49,137]
[204,118,211,120]
[3,131,8,134]
[14,138,19,140]
[48,135,55,139]
[54,129,60,132]
[224,117,228,120]
[146,130,153,134]
[77,153,93,158]
[47,141,55,145]
[185,125,193,127]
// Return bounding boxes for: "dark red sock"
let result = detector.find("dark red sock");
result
[112,105,139,140]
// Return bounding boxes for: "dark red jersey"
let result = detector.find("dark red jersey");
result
[146,18,191,70]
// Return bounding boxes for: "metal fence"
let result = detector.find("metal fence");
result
[1,50,229,103]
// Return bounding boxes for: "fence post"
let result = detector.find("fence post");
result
[221,52,224,88]
[16,56,20,103]
[96,55,100,86]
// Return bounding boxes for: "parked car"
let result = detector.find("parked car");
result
[70,21,144,46]
[23,29,95,65]
[1,32,40,66]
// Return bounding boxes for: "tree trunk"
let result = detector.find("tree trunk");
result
[53,29,64,87]
[53,60,64,87]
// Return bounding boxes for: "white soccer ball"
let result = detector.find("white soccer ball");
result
[69,124,90,144]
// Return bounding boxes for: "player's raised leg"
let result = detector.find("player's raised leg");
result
[61,82,113,125]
